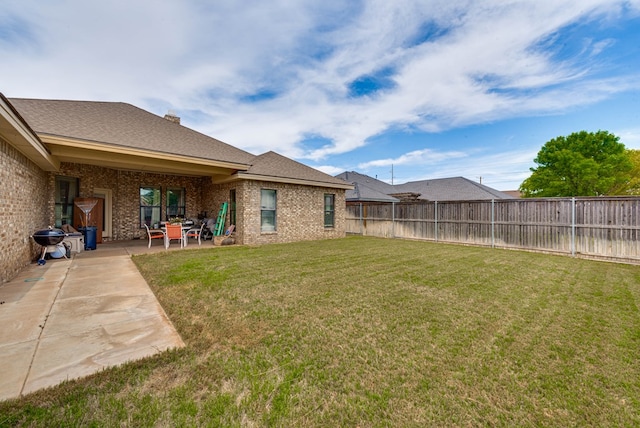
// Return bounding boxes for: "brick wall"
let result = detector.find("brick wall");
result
[50,163,209,240]
[0,137,49,283]
[48,165,346,245]
[239,180,346,245]
[202,180,347,245]
[1,153,348,282]
[203,181,239,236]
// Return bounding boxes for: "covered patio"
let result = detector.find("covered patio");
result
[1,94,350,286]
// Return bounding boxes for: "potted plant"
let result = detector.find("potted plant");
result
[169,217,184,224]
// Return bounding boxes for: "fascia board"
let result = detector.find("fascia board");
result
[40,135,251,171]
[233,172,354,190]
[0,97,59,171]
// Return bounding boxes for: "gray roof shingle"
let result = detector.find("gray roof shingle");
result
[395,177,515,200]
[347,182,400,202]
[8,98,255,165]
[335,171,396,194]
[336,172,514,201]
[243,151,352,187]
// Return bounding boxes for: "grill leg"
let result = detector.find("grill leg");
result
[38,247,47,265]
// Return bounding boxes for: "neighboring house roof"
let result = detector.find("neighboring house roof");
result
[394,177,515,200]
[9,98,255,167]
[336,171,515,201]
[237,151,353,189]
[347,182,400,203]
[335,171,396,194]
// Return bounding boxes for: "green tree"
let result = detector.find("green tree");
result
[603,149,640,195]
[519,130,632,197]
[626,149,640,195]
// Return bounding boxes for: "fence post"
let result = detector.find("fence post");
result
[392,202,396,238]
[359,203,363,235]
[491,199,495,248]
[435,201,438,242]
[571,197,576,257]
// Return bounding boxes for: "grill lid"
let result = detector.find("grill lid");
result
[32,227,66,246]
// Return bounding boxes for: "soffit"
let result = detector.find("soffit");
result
[0,96,59,171]
[43,135,247,176]
[216,172,354,189]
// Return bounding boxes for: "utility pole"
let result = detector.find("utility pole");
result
[391,164,394,185]
[477,176,483,184]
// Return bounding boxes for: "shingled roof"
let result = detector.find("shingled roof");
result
[335,171,396,194]
[394,177,515,200]
[0,94,58,171]
[240,151,353,189]
[336,171,514,201]
[7,97,353,188]
[347,182,400,202]
[9,98,255,165]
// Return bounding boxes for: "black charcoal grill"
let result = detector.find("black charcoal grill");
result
[32,227,67,264]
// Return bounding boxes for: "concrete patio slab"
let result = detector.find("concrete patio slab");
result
[0,241,185,402]
[0,341,38,401]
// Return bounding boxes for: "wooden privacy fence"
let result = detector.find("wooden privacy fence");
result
[346,197,640,263]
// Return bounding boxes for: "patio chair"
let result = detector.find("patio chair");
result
[144,224,165,248]
[164,223,185,249]
[185,223,205,246]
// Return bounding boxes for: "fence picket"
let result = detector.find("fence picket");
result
[346,197,640,263]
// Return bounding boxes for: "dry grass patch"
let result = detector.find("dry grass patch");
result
[2,236,640,427]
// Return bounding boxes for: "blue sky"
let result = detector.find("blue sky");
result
[1,1,639,190]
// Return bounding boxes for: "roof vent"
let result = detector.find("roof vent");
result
[164,110,180,124]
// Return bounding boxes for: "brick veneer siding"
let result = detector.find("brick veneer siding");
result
[49,163,210,240]
[1,146,347,281]
[238,180,346,245]
[0,137,49,283]
[46,164,346,246]
[202,181,238,236]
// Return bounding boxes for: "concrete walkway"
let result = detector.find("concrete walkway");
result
[0,241,185,401]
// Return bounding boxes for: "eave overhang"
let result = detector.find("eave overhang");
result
[0,95,59,171]
[216,171,354,190]
[40,134,251,177]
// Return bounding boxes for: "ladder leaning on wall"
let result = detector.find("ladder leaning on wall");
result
[213,202,228,236]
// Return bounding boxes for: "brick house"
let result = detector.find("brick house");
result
[0,94,352,283]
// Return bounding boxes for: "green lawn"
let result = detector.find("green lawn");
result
[2,236,640,426]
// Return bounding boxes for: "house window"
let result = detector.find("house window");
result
[140,187,161,228]
[261,189,276,232]
[166,187,186,220]
[229,189,237,226]
[55,176,78,227]
[324,193,335,227]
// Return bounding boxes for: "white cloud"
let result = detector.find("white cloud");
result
[358,148,467,169]
[617,128,640,149]
[1,0,638,166]
[183,0,640,159]
[314,164,345,176]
